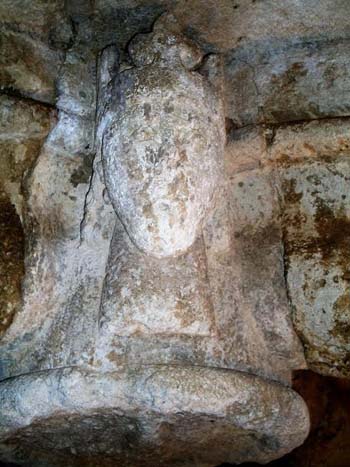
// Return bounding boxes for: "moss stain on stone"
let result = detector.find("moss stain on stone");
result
[331,293,350,343]
[283,189,350,272]
[282,172,350,368]
[282,177,303,204]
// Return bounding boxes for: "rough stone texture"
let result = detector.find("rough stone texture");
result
[0,191,24,336]
[3,0,350,116]
[0,0,70,43]
[2,0,350,465]
[0,95,53,336]
[202,165,305,382]
[95,173,305,382]
[0,43,116,378]
[281,159,350,378]
[220,121,350,380]
[268,118,350,163]
[225,37,350,126]
[221,371,350,467]
[173,0,350,52]
[95,18,305,386]
[0,31,64,104]
[264,120,350,378]
[0,367,309,467]
[102,16,225,258]
[0,95,54,216]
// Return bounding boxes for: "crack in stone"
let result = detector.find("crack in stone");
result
[0,87,56,109]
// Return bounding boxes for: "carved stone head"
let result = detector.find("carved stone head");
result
[102,15,225,257]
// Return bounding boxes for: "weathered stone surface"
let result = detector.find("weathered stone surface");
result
[96,222,215,362]
[0,0,69,102]
[257,119,350,378]
[224,121,350,379]
[203,167,306,382]
[281,158,350,378]
[94,145,305,385]
[0,44,114,378]
[174,0,350,52]
[225,37,350,127]
[92,0,350,54]
[2,0,350,120]
[102,17,225,258]
[0,31,64,104]
[0,95,54,215]
[269,118,350,163]
[7,1,350,465]
[0,366,309,467]
[0,95,53,337]
[56,49,96,118]
[88,27,305,408]
[78,0,350,131]
[0,0,69,44]
[0,191,24,337]
[75,1,165,52]
[0,12,311,465]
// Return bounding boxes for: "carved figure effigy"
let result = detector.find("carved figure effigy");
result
[0,14,310,467]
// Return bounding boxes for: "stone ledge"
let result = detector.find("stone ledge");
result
[0,365,309,466]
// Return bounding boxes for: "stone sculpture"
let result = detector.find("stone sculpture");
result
[102,15,225,258]
[0,12,311,467]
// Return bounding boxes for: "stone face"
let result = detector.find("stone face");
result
[102,17,225,258]
[90,35,306,440]
[0,11,311,464]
